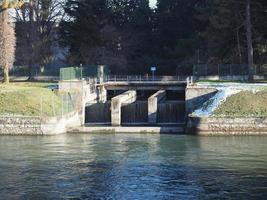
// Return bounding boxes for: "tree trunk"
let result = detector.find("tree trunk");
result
[3,65,9,83]
[1,10,10,84]
[27,61,34,81]
[28,0,34,81]
[246,0,254,82]
[236,28,242,64]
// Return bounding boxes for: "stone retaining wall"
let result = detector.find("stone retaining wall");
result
[187,116,267,135]
[0,117,42,135]
[0,112,81,135]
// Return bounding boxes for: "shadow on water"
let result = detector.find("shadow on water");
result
[0,134,266,199]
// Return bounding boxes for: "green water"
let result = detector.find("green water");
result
[0,134,266,199]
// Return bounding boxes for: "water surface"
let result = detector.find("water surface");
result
[0,134,267,199]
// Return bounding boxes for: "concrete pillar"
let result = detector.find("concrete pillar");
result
[58,80,88,125]
[111,90,137,126]
[97,85,107,103]
[148,90,166,124]
[98,65,105,83]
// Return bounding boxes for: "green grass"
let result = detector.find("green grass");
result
[0,82,64,117]
[214,91,267,117]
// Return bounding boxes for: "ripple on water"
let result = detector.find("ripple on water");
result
[0,134,267,199]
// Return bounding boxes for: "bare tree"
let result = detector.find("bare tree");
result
[15,0,66,80]
[0,10,16,83]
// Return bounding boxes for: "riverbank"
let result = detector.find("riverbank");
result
[192,83,267,117]
[2,81,267,135]
[188,83,267,135]
[0,82,81,135]
[0,82,60,116]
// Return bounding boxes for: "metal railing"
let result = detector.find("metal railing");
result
[105,75,189,82]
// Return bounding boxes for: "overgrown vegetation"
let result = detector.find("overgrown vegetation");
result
[214,91,267,117]
[0,82,63,117]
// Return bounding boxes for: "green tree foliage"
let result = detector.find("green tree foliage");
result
[152,0,202,74]
[61,0,112,65]
[109,0,152,73]
[61,0,153,74]
[60,0,267,75]
[199,0,267,64]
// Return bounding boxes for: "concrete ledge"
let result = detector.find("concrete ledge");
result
[68,126,184,134]
[187,116,267,135]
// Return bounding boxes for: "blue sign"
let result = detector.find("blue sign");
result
[151,67,156,72]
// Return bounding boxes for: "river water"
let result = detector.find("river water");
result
[0,134,266,199]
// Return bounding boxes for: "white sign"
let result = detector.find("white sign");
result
[151,67,156,72]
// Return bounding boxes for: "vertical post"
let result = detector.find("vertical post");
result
[61,94,64,117]
[254,64,257,76]
[40,96,43,118]
[52,95,55,116]
[80,63,83,80]
[67,93,69,113]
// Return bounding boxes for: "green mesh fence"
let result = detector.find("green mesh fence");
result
[193,64,250,76]
[60,67,82,81]
[255,64,267,75]
[60,66,110,81]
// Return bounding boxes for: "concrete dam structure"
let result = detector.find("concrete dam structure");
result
[60,75,217,133]
[85,77,187,127]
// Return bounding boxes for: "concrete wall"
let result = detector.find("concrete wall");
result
[0,117,42,135]
[186,86,217,114]
[42,112,81,135]
[148,90,166,124]
[111,90,137,126]
[0,112,81,135]
[187,116,267,135]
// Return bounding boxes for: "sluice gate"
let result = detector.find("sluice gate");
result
[85,89,186,126]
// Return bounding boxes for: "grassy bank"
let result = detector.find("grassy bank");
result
[0,82,62,117]
[214,91,267,117]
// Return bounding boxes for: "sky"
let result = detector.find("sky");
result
[149,0,157,8]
